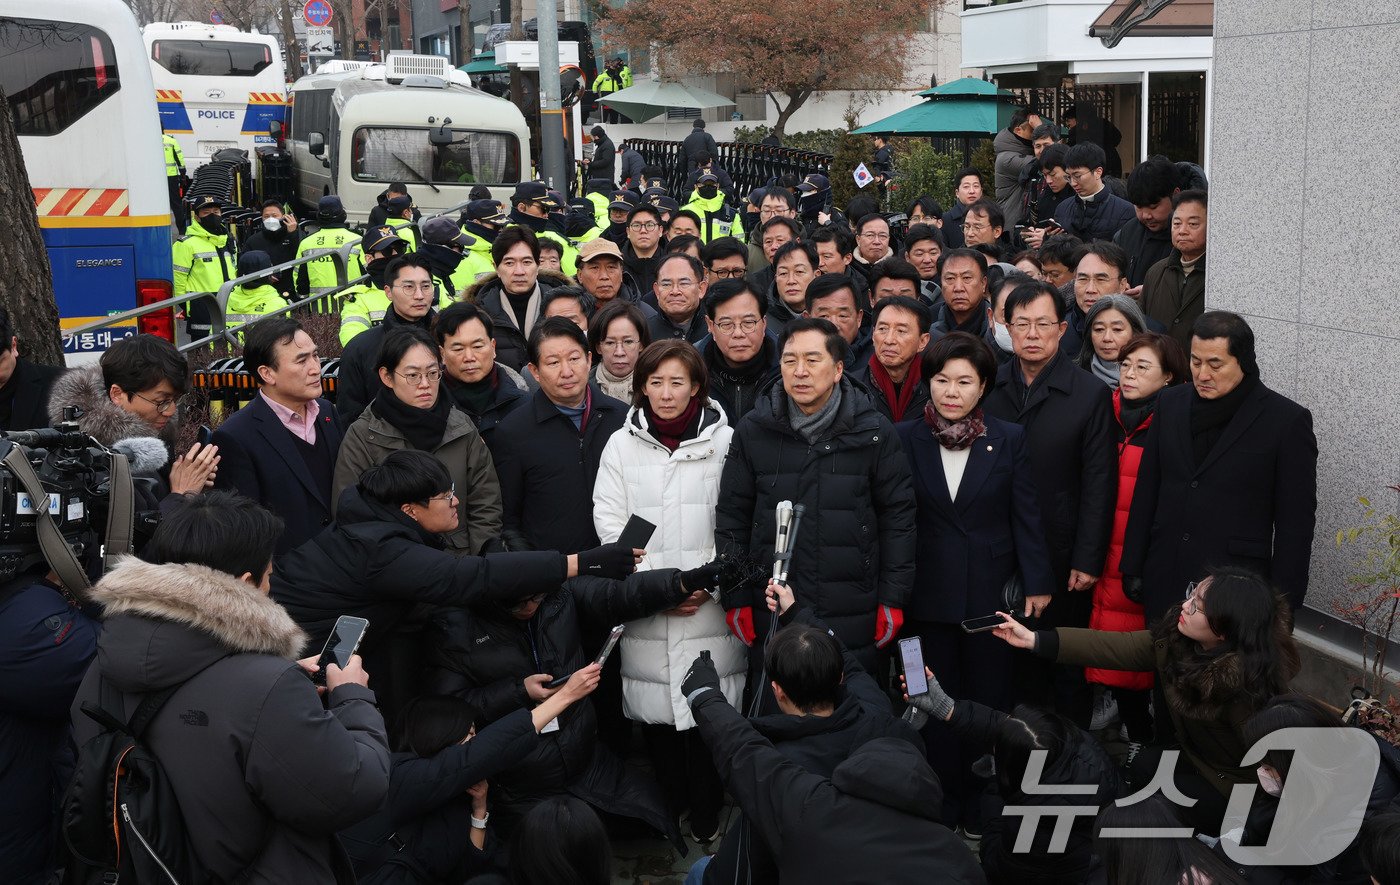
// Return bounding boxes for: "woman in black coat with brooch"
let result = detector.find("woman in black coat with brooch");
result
[896,331,1056,833]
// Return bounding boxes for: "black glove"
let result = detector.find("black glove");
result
[679,560,724,595]
[1122,575,1144,605]
[577,542,636,580]
[681,652,721,704]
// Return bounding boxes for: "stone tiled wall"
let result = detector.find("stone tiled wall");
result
[1210,0,1400,617]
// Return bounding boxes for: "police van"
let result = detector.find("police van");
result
[287,54,531,225]
[0,0,174,358]
[144,22,286,170]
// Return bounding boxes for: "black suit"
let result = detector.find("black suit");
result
[0,359,61,432]
[984,350,1116,723]
[1120,381,1318,619]
[896,413,1057,823]
[212,394,345,555]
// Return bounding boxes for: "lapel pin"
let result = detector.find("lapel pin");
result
[986,445,993,452]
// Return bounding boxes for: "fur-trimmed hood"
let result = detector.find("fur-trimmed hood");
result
[93,557,307,692]
[1156,597,1300,721]
[47,364,177,447]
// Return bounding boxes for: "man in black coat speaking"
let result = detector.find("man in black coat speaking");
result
[983,280,1116,723]
[1121,311,1318,619]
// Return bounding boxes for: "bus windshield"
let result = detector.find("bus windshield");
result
[351,127,520,186]
[151,39,271,77]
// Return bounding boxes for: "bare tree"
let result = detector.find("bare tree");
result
[508,0,523,109]
[278,0,302,80]
[458,0,471,65]
[0,87,65,366]
[123,0,193,27]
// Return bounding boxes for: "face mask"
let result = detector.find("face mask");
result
[200,215,225,234]
[366,256,392,289]
[262,216,283,232]
[993,322,1014,352]
[1257,767,1282,797]
[698,185,718,200]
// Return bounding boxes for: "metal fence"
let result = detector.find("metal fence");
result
[628,139,833,199]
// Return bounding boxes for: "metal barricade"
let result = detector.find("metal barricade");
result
[628,139,833,199]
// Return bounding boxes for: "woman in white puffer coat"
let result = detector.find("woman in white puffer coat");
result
[593,339,745,844]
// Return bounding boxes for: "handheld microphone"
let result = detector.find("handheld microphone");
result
[772,500,793,581]
[778,504,806,585]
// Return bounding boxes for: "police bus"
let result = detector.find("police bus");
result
[144,22,286,170]
[0,0,175,358]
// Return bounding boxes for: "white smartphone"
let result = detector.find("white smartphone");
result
[899,637,928,697]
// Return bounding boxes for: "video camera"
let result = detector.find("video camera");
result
[0,413,124,585]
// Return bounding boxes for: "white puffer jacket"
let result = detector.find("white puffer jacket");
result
[594,402,745,728]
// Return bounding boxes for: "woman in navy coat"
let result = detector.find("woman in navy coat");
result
[896,331,1056,833]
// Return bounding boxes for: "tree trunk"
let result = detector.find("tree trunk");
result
[280,0,302,80]
[769,89,813,138]
[0,87,64,366]
[336,6,352,59]
[508,0,524,111]
[458,0,472,65]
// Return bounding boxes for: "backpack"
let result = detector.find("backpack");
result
[61,677,211,885]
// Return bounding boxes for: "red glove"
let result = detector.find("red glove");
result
[875,605,903,649]
[726,607,756,647]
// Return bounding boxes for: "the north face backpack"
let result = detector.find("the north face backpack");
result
[60,678,209,885]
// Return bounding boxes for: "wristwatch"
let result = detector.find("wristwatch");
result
[470,812,489,830]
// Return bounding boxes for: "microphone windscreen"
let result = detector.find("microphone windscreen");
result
[110,436,171,473]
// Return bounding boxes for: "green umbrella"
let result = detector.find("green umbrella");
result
[462,52,506,75]
[851,97,1014,137]
[917,76,1019,100]
[600,80,734,124]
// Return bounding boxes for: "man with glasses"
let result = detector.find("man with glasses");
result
[961,199,1007,251]
[805,273,873,372]
[851,215,894,290]
[337,254,441,422]
[214,317,344,554]
[748,217,802,299]
[647,253,709,344]
[940,167,986,249]
[1052,142,1136,242]
[983,280,1116,726]
[697,279,779,420]
[623,203,667,295]
[1062,242,1132,358]
[704,236,751,285]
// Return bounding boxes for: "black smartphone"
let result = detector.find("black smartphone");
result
[618,515,657,550]
[313,615,369,686]
[899,637,928,697]
[197,424,214,446]
[960,614,1008,634]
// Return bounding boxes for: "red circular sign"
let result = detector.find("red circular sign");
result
[303,0,333,26]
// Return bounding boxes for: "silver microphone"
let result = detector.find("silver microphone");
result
[778,504,806,584]
[772,500,794,581]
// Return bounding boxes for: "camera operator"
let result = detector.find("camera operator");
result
[47,334,219,508]
[0,306,61,433]
[0,558,100,883]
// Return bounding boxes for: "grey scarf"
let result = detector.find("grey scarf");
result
[1090,354,1120,388]
[786,382,843,444]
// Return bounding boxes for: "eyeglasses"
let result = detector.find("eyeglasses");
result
[859,231,890,241]
[602,336,640,350]
[1010,319,1060,333]
[628,221,660,232]
[395,366,443,386]
[1068,170,1094,184]
[715,317,761,334]
[708,267,746,279]
[1183,582,1202,615]
[425,483,456,504]
[133,392,186,415]
[962,221,990,234]
[656,278,696,290]
[394,282,435,294]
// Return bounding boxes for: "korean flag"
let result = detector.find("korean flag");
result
[853,163,874,189]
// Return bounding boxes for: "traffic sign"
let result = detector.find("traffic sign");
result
[303,0,333,26]
[305,26,334,55]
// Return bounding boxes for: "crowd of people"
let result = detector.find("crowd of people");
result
[3,109,1399,885]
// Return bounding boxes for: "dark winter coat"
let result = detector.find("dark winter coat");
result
[271,486,565,689]
[947,699,1122,884]
[1120,380,1317,618]
[896,413,1056,622]
[492,384,628,554]
[691,693,986,884]
[942,200,972,249]
[71,557,391,884]
[1053,188,1137,243]
[1140,252,1206,353]
[587,135,616,184]
[858,361,930,423]
[425,570,689,845]
[342,708,540,885]
[703,606,922,885]
[1,357,61,432]
[442,364,531,453]
[241,226,301,297]
[213,394,345,555]
[983,351,1117,590]
[682,128,719,171]
[929,299,1006,362]
[463,270,570,373]
[1113,218,1173,288]
[696,332,779,422]
[622,242,664,296]
[618,147,645,188]
[336,308,436,423]
[1087,388,1156,691]
[714,377,917,668]
[0,575,99,884]
[646,308,708,344]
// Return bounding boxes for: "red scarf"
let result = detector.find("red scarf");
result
[868,356,923,421]
[643,397,701,451]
